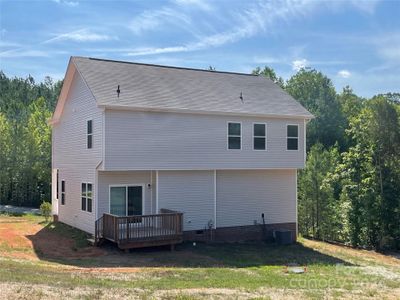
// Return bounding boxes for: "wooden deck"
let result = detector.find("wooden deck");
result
[95,209,183,250]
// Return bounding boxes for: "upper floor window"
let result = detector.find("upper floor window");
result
[81,183,92,213]
[87,120,93,149]
[61,180,65,205]
[228,122,241,150]
[253,123,267,150]
[287,124,299,150]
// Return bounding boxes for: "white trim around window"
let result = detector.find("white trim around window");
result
[87,119,93,149]
[227,121,242,150]
[252,122,267,151]
[81,182,93,213]
[286,124,299,151]
[61,180,65,205]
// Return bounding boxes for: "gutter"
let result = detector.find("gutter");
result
[97,104,315,120]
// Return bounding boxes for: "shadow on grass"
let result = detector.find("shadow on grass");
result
[26,221,352,269]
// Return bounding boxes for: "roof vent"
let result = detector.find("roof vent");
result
[116,85,121,98]
[239,91,244,103]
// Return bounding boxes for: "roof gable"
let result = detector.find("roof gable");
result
[54,56,313,121]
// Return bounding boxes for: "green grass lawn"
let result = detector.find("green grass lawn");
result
[0,214,399,299]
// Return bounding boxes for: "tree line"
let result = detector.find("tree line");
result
[0,67,399,249]
[253,67,400,250]
[0,72,61,207]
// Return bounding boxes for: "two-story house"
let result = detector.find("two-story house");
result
[51,57,313,249]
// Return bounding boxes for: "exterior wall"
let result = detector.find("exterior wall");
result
[52,70,103,234]
[216,169,297,228]
[95,169,296,237]
[157,170,215,231]
[104,110,305,170]
[97,171,152,217]
[184,223,297,242]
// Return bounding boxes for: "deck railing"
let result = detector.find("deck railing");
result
[96,210,183,245]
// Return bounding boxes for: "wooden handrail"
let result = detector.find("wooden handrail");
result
[101,210,183,244]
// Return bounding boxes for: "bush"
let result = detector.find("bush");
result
[40,201,52,222]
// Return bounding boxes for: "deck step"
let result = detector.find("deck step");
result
[87,238,96,246]
[118,237,183,250]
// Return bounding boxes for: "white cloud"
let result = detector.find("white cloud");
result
[64,1,79,7]
[375,34,400,64]
[173,0,213,11]
[349,0,380,14]
[0,49,49,58]
[0,41,21,48]
[129,7,192,36]
[129,0,215,36]
[253,56,282,64]
[292,59,309,71]
[44,29,114,43]
[127,0,317,56]
[338,70,351,78]
[126,46,190,56]
[51,0,79,6]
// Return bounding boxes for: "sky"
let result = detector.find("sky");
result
[0,0,399,97]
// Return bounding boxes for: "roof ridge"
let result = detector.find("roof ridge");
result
[74,56,259,77]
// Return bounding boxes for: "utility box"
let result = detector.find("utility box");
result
[275,230,293,245]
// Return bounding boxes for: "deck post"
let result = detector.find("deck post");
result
[126,217,129,240]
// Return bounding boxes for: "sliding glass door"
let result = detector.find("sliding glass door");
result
[110,185,143,216]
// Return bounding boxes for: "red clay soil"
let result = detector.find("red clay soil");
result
[0,217,106,260]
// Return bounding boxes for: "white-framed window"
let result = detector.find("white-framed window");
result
[61,180,65,205]
[109,185,144,216]
[287,124,299,150]
[227,122,241,150]
[87,120,93,149]
[81,183,92,212]
[253,123,267,150]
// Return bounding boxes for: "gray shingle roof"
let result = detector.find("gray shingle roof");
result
[73,56,313,118]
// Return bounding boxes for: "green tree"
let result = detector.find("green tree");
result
[26,97,52,206]
[252,66,284,88]
[286,69,345,150]
[337,86,363,149]
[338,96,400,248]
[0,113,12,204]
[0,72,60,207]
[40,201,52,222]
[298,143,341,240]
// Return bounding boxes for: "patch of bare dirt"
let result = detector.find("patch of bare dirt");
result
[0,216,106,261]
[2,283,399,300]
[303,239,400,267]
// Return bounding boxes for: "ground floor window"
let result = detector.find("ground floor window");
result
[81,183,92,212]
[56,169,59,199]
[61,180,65,205]
[110,185,143,216]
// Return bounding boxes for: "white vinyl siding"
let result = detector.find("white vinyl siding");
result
[52,69,103,234]
[104,111,305,170]
[216,169,297,228]
[158,171,215,231]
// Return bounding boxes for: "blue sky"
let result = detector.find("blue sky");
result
[0,0,399,97]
